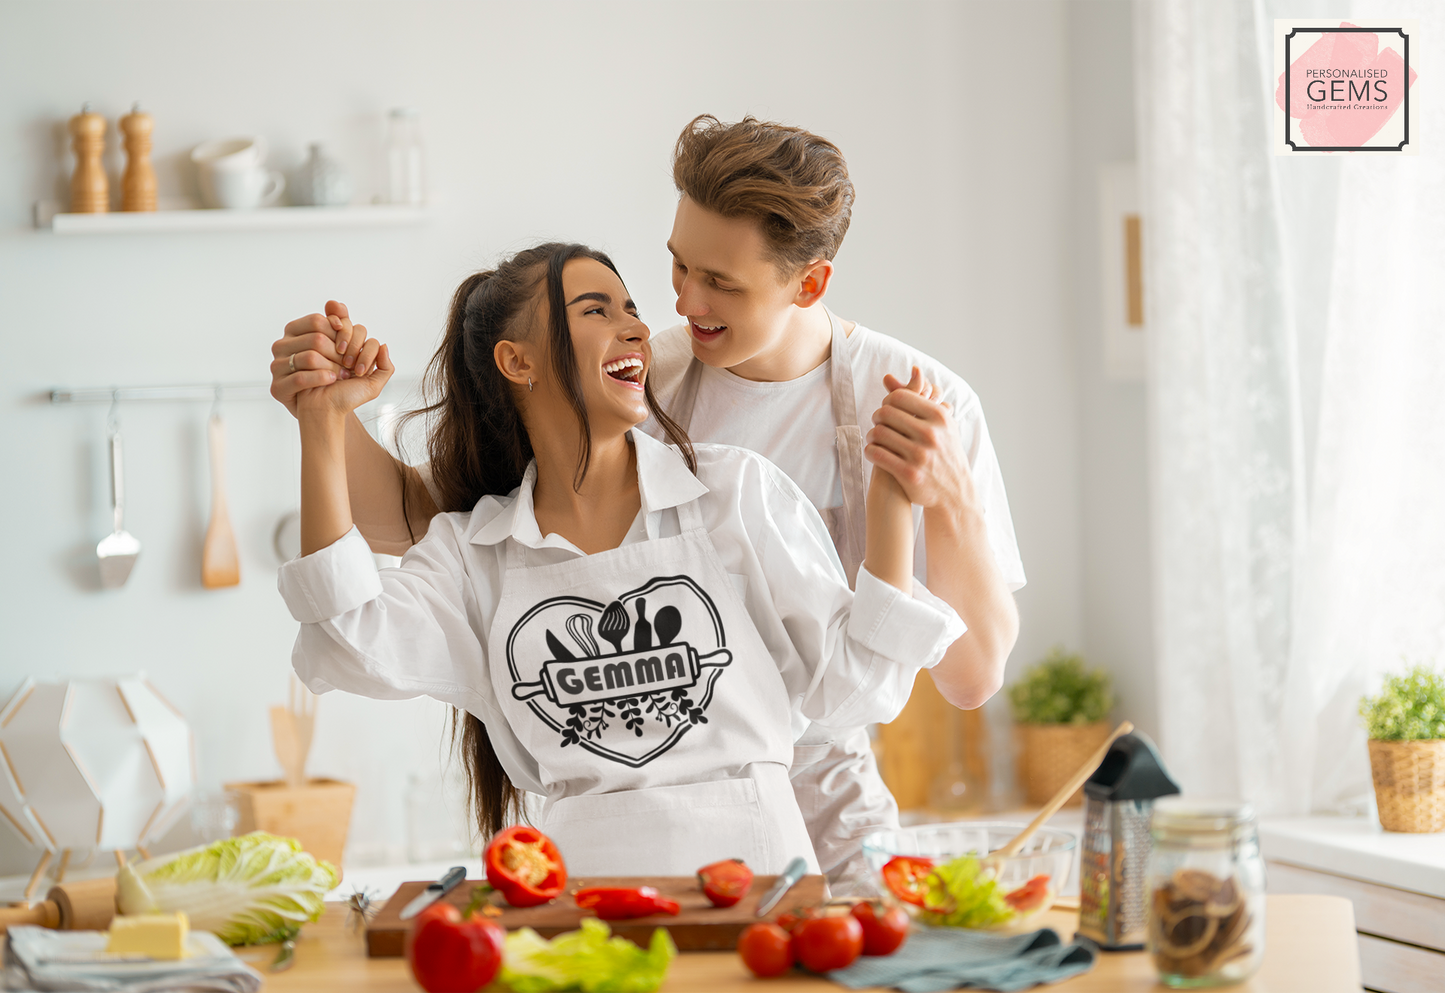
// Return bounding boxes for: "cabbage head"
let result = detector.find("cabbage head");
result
[117,831,339,945]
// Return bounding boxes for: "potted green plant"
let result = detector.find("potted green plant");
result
[1009,647,1115,805]
[1359,664,1445,833]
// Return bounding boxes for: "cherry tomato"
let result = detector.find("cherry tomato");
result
[1004,874,1053,913]
[880,855,934,907]
[406,901,505,992]
[792,914,864,972]
[850,900,910,956]
[737,922,794,978]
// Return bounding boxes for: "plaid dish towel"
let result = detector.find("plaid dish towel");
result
[827,925,1095,993]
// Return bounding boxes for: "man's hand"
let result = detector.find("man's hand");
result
[270,301,372,416]
[864,367,975,514]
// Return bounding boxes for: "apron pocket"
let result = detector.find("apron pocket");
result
[543,777,769,877]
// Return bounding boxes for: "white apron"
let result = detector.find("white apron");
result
[667,309,903,888]
[489,492,817,877]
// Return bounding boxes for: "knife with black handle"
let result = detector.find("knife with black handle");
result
[399,866,468,920]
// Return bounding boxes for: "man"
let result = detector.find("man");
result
[270,115,1023,888]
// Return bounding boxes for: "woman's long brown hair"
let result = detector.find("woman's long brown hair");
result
[400,243,695,840]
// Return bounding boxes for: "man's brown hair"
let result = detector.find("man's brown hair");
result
[672,115,855,277]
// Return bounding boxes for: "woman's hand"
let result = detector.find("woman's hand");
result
[864,368,939,593]
[270,300,376,417]
[865,367,973,515]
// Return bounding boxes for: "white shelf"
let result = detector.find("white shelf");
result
[32,201,428,235]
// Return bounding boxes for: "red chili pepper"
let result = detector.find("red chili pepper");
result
[881,855,935,907]
[697,858,754,908]
[484,826,567,908]
[574,886,681,920]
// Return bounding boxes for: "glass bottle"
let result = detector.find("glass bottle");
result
[1147,797,1265,988]
[386,108,425,205]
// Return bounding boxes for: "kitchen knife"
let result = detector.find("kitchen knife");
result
[398,866,468,920]
[755,857,808,917]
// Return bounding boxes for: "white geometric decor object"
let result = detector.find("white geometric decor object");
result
[0,675,195,898]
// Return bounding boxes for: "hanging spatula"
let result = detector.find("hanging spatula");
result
[97,425,140,588]
[201,413,240,588]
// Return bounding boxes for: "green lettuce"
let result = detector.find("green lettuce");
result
[919,855,1016,930]
[116,831,338,945]
[500,918,676,992]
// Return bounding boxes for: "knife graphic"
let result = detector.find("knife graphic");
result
[399,866,467,920]
[755,857,808,917]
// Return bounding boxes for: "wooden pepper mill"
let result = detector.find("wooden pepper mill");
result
[68,103,109,213]
[119,103,157,212]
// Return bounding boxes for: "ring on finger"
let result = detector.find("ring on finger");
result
[289,353,296,374]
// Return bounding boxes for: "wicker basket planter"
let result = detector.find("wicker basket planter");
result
[1367,739,1445,833]
[1016,721,1113,806]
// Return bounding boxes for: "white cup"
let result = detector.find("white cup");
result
[191,137,286,209]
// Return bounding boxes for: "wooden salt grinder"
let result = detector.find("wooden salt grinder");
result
[69,103,109,213]
[119,103,157,212]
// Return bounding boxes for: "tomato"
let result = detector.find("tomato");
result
[737,922,794,978]
[850,900,910,956]
[880,855,935,907]
[698,858,754,908]
[792,914,864,972]
[1004,874,1053,913]
[774,906,819,933]
[406,901,505,993]
[484,826,566,907]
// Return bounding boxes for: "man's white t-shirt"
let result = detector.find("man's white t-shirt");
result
[643,321,1026,592]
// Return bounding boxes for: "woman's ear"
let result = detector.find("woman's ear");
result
[494,339,540,390]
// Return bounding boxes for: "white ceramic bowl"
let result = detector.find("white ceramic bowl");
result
[862,822,1076,931]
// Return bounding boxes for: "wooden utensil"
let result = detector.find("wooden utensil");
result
[992,719,1134,859]
[270,676,316,789]
[0,877,118,934]
[365,874,828,957]
[201,413,240,588]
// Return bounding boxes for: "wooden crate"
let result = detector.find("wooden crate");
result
[225,778,355,869]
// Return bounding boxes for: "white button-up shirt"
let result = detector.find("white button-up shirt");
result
[277,430,965,800]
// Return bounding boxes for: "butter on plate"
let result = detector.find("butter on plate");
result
[105,912,190,960]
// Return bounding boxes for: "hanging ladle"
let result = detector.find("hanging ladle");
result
[97,405,141,588]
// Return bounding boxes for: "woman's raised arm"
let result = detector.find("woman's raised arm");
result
[272,302,439,554]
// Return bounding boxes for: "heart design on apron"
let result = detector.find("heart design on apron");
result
[506,574,733,768]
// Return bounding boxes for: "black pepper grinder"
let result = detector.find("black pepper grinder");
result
[633,598,652,651]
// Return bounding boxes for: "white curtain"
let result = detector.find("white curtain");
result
[1136,0,1445,815]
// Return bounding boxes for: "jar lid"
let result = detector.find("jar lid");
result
[1152,796,1256,840]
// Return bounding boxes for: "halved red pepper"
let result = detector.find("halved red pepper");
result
[881,855,935,907]
[484,826,567,907]
[574,886,681,920]
[698,858,754,908]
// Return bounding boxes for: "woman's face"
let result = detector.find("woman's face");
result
[555,257,652,434]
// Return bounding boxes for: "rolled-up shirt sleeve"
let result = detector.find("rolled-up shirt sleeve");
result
[720,452,966,732]
[275,523,492,718]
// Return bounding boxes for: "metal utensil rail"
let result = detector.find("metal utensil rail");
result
[50,384,271,404]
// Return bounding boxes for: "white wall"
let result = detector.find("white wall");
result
[0,0,1103,872]
[1065,2,1157,739]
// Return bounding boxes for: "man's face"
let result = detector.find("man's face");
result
[667,196,806,378]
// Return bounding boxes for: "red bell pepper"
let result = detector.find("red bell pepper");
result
[881,855,935,907]
[574,886,681,920]
[484,826,567,907]
[697,858,754,908]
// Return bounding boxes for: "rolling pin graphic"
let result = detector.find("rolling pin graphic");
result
[512,635,731,709]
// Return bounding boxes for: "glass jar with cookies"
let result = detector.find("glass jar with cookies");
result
[1146,798,1265,987]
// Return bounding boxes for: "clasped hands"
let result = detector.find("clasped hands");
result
[270,300,391,418]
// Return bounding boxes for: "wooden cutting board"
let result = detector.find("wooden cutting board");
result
[365,874,827,957]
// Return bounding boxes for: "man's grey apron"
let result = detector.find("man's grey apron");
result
[491,490,817,877]
[667,309,901,888]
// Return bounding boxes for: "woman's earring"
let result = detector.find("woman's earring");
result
[528,378,534,392]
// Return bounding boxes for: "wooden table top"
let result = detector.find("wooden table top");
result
[240,894,1361,992]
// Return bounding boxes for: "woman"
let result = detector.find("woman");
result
[279,242,963,876]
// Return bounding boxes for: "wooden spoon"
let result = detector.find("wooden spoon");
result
[992,720,1134,859]
[201,414,240,588]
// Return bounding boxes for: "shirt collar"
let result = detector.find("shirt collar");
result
[470,429,708,548]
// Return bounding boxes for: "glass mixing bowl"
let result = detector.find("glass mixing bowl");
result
[862,822,1076,932]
